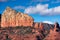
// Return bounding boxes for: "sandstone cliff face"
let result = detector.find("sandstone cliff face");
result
[1,7,16,27]
[1,7,34,27]
[16,12,33,27]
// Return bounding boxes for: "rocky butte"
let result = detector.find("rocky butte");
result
[1,7,34,27]
[0,7,60,40]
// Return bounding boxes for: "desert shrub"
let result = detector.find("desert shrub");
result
[16,26,32,35]
[6,34,11,40]
[36,36,41,40]
[9,30,15,34]
[0,26,33,35]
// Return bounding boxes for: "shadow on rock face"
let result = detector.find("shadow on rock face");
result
[55,22,60,32]
[6,34,11,40]
[36,36,41,40]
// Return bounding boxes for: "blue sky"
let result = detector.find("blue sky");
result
[0,0,60,24]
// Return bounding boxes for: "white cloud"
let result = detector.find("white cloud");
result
[43,21,53,24]
[32,0,49,2]
[13,6,26,10]
[24,4,60,15]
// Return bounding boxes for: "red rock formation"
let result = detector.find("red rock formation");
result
[33,22,44,31]
[1,7,60,40]
[16,12,34,27]
[44,28,60,40]
[1,7,16,27]
[39,23,44,30]
[0,27,45,40]
[8,34,37,40]
[1,7,34,27]
[34,22,39,28]
[44,23,60,40]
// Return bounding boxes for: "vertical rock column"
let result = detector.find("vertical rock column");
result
[1,7,16,27]
[34,22,39,28]
[23,14,34,27]
[16,13,34,27]
[1,7,10,27]
[16,12,22,26]
[39,23,44,31]
[1,14,8,27]
[9,10,16,27]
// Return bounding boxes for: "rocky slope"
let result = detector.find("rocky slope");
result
[44,23,60,40]
[44,30,60,40]
[0,24,53,40]
[0,23,55,40]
